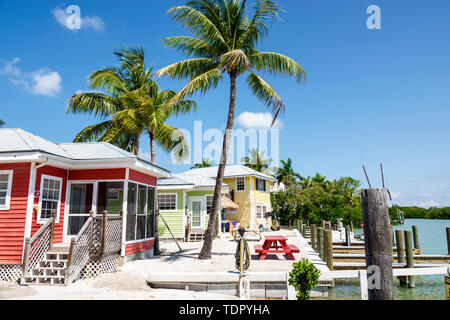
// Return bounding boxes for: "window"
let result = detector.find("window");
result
[256,179,267,192]
[0,170,13,210]
[206,195,213,213]
[236,177,245,192]
[158,194,177,211]
[39,176,62,222]
[256,205,267,220]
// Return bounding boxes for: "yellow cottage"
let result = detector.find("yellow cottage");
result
[181,165,277,230]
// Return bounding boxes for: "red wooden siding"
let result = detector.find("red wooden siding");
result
[0,163,31,264]
[68,168,126,181]
[31,166,68,245]
[125,239,154,256]
[129,169,156,186]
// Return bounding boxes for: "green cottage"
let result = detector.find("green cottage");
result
[157,174,230,241]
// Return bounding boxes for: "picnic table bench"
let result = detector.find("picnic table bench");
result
[254,235,300,261]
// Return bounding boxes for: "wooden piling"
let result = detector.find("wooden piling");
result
[311,224,317,251]
[350,221,354,232]
[446,227,450,256]
[395,229,407,285]
[404,230,415,288]
[345,225,351,247]
[325,229,334,270]
[361,188,394,300]
[317,227,324,260]
[412,225,420,250]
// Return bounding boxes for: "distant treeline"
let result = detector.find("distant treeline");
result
[389,206,450,220]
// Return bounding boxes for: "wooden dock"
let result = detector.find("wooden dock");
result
[333,246,422,255]
[333,253,450,263]
[333,262,447,271]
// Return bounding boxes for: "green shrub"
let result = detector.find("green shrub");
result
[288,258,321,300]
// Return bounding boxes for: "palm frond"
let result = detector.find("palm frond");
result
[161,36,217,58]
[88,68,127,96]
[156,58,216,80]
[73,120,113,143]
[246,72,284,124]
[172,67,223,102]
[250,52,306,82]
[67,93,122,118]
[220,49,250,73]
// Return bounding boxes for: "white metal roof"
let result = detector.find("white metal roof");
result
[0,128,170,178]
[158,174,228,191]
[181,165,276,181]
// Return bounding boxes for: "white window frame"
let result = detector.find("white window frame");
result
[157,193,178,212]
[205,195,214,213]
[236,177,246,192]
[255,178,267,192]
[0,170,13,211]
[256,204,267,220]
[37,174,63,224]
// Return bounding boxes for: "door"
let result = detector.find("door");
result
[67,183,94,236]
[189,197,204,229]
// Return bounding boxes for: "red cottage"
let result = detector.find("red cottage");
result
[0,128,169,284]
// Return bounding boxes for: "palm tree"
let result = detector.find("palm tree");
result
[67,47,194,160]
[275,158,301,186]
[191,158,214,168]
[158,0,306,259]
[241,149,272,174]
[0,120,5,128]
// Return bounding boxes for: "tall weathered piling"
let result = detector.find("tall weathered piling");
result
[404,230,415,288]
[350,221,354,232]
[361,188,394,300]
[325,229,334,270]
[412,225,420,250]
[345,225,351,247]
[446,227,450,255]
[395,229,407,285]
[311,224,317,251]
[318,227,324,260]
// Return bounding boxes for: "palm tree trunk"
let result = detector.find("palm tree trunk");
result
[133,134,140,156]
[149,130,161,255]
[199,71,237,260]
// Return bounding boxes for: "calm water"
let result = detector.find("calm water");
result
[325,219,450,300]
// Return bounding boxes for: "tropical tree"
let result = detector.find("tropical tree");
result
[158,0,306,259]
[241,149,273,173]
[191,158,214,168]
[0,120,5,128]
[276,158,301,186]
[67,47,194,161]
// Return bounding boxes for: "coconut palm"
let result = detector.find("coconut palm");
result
[0,120,5,128]
[67,47,195,160]
[275,158,301,186]
[191,158,214,168]
[241,149,273,174]
[158,0,306,259]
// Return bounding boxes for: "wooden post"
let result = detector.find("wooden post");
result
[325,229,334,270]
[361,189,394,300]
[345,225,351,247]
[395,229,407,285]
[101,210,108,256]
[412,225,420,250]
[322,220,326,229]
[22,238,31,276]
[404,230,415,288]
[350,221,354,232]
[49,210,56,249]
[311,224,317,251]
[391,226,395,249]
[446,227,450,256]
[318,227,325,261]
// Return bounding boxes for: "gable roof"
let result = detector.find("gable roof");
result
[0,128,170,178]
[181,165,276,181]
[158,174,229,191]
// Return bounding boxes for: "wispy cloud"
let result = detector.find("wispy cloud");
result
[236,112,283,129]
[52,6,105,32]
[0,58,62,97]
[413,199,440,208]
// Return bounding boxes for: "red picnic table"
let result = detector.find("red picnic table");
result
[254,235,300,261]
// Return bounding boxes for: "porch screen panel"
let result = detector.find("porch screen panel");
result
[146,187,155,238]
[126,183,137,241]
[136,185,147,240]
[97,182,124,214]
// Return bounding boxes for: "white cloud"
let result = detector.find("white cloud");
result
[236,112,283,129]
[52,7,105,31]
[390,191,402,200]
[0,58,62,97]
[418,192,432,198]
[413,199,440,208]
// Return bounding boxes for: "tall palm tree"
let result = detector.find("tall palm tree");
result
[67,47,194,160]
[191,158,214,168]
[0,120,5,128]
[241,148,272,174]
[275,158,301,186]
[158,0,306,259]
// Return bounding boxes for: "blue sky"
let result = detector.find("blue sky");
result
[0,0,449,207]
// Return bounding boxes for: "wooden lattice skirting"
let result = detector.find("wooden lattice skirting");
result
[78,255,120,280]
[0,264,22,283]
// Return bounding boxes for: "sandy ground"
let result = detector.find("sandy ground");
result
[1,229,305,300]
